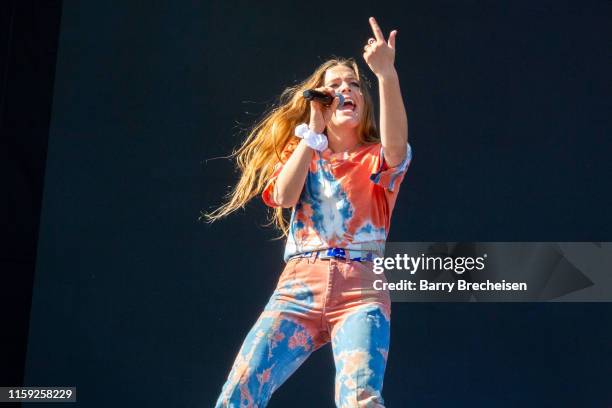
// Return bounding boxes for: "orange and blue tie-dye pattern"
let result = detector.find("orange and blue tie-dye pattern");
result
[262,141,413,262]
[215,255,391,408]
[214,141,411,407]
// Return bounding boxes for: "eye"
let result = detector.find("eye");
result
[329,83,340,88]
[351,81,361,88]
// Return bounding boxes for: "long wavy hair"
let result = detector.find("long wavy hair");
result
[201,57,380,237]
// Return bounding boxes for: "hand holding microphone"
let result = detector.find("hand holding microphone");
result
[292,87,343,151]
[303,87,344,134]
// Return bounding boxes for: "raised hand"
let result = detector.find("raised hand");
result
[362,17,397,77]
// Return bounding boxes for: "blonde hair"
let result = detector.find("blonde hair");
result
[201,57,379,236]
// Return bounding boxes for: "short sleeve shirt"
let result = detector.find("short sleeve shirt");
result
[262,141,413,262]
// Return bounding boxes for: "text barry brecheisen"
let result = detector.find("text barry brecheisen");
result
[372,279,528,292]
[370,254,528,292]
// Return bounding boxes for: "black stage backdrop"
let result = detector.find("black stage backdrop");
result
[12,1,612,407]
[1,0,63,397]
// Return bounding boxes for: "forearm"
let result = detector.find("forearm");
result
[273,139,313,208]
[377,68,408,167]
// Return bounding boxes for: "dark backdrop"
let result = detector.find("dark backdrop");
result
[1,0,63,399]
[11,1,612,407]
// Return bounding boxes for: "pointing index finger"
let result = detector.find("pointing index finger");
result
[369,17,384,42]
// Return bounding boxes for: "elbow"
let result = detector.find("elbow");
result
[277,198,298,209]
[273,191,298,208]
[382,147,407,168]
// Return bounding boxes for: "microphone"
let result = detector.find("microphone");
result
[302,89,345,108]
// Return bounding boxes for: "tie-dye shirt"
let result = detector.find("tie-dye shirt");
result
[262,140,413,262]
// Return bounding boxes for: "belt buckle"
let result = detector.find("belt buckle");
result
[326,247,347,260]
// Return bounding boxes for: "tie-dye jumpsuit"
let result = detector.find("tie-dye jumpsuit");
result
[215,140,413,408]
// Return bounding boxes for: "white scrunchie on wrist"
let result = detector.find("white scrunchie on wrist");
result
[295,123,328,152]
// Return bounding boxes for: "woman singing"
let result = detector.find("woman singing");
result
[205,17,412,408]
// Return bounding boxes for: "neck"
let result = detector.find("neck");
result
[326,125,360,153]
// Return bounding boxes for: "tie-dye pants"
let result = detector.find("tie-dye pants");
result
[214,253,391,408]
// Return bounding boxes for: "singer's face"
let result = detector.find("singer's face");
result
[323,65,363,129]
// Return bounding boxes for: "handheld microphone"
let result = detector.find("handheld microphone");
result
[302,89,345,108]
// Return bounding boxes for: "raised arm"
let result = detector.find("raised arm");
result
[363,17,409,168]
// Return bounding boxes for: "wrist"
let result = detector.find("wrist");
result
[375,68,398,81]
[295,123,328,152]
[308,122,325,134]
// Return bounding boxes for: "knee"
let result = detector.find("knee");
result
[214,369,263,408]
[215,384,259,408]
[334,360,386,408]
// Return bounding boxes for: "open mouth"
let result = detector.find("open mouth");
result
[340,99,356,111]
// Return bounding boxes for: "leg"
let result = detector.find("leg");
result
[330,304,391,408]
[215,258,329,407]
[214,309,317,408]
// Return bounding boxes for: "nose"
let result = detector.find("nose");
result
[338,81,352,94]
